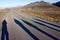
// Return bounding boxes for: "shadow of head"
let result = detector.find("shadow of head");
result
[2,20,7,25]
[2,20,7,31]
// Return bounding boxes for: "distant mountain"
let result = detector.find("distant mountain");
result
[22,1,58,9]
[53,1,60,7]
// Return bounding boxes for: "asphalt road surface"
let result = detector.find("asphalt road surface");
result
[0,10,60,40]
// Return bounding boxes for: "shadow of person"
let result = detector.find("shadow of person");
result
[1,20,9,40]
[14,19,39,40]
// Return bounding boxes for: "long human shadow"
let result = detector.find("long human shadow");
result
[33,20,60,32]
[14,19,39,40]
[1,20,9,40]
[22,20,59,40]
[35,19,60,28]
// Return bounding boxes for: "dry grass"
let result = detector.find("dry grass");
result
[18,9,60,24]
[0,9,10,13]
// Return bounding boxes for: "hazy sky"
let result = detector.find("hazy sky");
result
[0,0,60,9]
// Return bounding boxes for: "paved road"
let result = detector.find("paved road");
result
[0,10,60,40]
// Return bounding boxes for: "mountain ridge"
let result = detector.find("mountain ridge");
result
[53,1,60,7]
[21,1,59,9]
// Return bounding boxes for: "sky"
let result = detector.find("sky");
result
[0,0,60,9]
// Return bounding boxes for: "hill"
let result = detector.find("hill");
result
[22,1,60,10]
[20,1,60,24]
[53,1,60,7]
